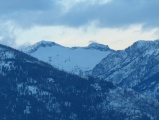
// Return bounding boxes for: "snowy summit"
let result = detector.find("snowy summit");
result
[23,40,114,76]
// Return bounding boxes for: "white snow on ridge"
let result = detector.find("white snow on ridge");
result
[23,41,113,75]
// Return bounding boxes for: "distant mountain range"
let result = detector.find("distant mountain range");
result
[1,40,159,119]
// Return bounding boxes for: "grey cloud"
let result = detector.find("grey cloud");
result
[0,0,159,28]
[0,25,16,47]
[62,0,159,28]
[0,0,53,12]
[0,0,60,28]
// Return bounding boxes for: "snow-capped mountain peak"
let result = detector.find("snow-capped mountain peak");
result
[23,40,114,76]
[37,40,59,46]
[24,40,62,53]
[123,39,159,57]
[127,39,159,50]
[86,42,110,51]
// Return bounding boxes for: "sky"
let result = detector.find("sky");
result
[0,0,159,50]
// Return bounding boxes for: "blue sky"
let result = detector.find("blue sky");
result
[0,0,159,49]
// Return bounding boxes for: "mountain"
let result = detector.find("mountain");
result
[23,40,113,76]
[134,71,159,100]
[23,39,159,101]
[91,40,159,99]
[1,43,159,119]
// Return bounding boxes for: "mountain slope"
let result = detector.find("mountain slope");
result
[1,44,159,119]
[92,40,159,87]
[23,40,113,76]
[134,71,159,100]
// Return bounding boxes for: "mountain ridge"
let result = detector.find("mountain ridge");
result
[91,39,159,101]
[22,40,114,76]
[24,40,112,53]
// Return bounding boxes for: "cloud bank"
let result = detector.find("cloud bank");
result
[0,0,159,28]
[0,0,159,49]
